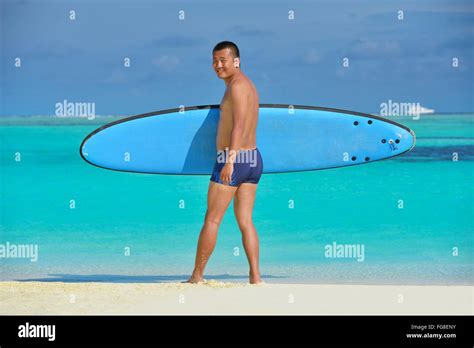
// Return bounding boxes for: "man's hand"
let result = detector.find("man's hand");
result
[220,163,234,185]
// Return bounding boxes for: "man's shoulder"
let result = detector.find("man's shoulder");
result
[229,76,252,92]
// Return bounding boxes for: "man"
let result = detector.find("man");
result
[187,41,263,284]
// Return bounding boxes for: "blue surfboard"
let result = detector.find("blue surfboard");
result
[79,104,416,174]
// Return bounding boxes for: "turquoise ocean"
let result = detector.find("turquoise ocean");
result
[0,114,472,284]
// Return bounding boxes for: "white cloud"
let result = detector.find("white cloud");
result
[303,49,321,64]
[350,39,401,58]
[101,71,127,84]
[152,55,180,72]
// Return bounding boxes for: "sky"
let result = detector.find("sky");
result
[1,0,473,116]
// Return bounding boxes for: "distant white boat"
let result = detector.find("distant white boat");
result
[408,105,435,115]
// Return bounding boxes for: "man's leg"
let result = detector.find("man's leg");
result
[188,181,237,283]
[234,183,262,284]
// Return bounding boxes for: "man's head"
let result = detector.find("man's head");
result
[212,41,240,79]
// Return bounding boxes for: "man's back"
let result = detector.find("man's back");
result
[216,74,259,151]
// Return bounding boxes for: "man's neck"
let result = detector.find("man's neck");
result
[224,70,242,86]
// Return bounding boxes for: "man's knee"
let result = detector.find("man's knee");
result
[236,216,253,231]
[204,214,223,227]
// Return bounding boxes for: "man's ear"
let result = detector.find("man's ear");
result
[234,57,240,68]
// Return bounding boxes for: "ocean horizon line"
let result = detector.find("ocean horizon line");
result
[1,111,473,118]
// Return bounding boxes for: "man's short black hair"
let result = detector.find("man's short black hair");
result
[213,41,240,58]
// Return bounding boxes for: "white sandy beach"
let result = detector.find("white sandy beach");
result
[0,281,472,315]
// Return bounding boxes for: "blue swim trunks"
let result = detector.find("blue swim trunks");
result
[210,148,263,186]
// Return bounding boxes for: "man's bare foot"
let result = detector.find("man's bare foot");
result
[183,270,204,284]
[249,272,263,284]
[183,277,204,284]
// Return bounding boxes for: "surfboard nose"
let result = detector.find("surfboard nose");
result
[79,137,96,167]
[380,125,416,157]
[408,129,417,151]
[398,126,416,153]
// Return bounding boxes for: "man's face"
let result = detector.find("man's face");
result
[212,48,239,79]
